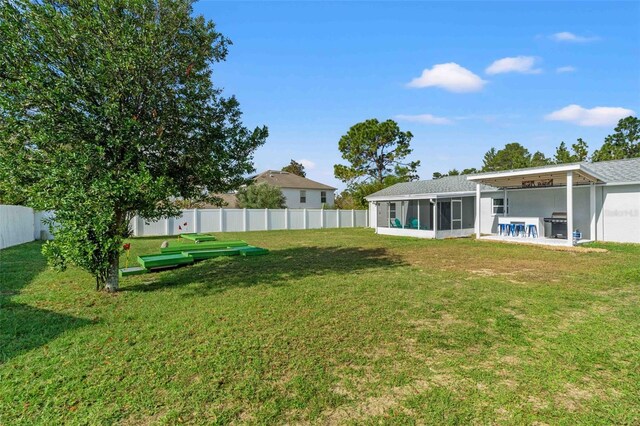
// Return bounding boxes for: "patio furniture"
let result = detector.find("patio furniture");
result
[409,218,419,229]
[498,217,543,239]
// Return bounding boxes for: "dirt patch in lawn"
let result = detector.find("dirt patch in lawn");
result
[323,379,432,424]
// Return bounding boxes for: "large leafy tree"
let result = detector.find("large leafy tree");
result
[0,0,267,291]
[236,183,286,209]
[334,119,420,186]
[554,138,589,164]
[334,119,420,205]
[281,159,306,177]
[592,116,639,161]
[481,143,550,172]
[348,174,411,208]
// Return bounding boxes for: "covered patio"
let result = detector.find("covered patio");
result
[467,164,606,246]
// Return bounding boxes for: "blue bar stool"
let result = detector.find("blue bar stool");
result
[509,223,516,237]
[527,224,538,238]
[498,223,507,236]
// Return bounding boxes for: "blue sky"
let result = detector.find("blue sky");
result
[194,1,640,190]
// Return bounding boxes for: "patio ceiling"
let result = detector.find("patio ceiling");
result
[467,164,606,189]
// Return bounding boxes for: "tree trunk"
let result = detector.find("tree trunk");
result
[104,249,120,292]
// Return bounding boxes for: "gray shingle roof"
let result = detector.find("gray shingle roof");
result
[253,170,336,190]
[366,157,640,199]
[366,175,497,198]
[583,157,640,182]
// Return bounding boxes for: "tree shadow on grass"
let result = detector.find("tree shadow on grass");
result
[123,245,406,296]
[0,242,92,363]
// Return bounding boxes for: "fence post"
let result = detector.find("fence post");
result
[320,207,325,228]
[165,217,171,236]
[352,209,356,227]
[303,208,307,229]
[265,208,269,231]
[366,209,369,227]
[132,215,139,237]
[243,208,248,232]
[193,209,199,233]
[219,208,224,232]
[285,208,289,230]
[337,209,340,228]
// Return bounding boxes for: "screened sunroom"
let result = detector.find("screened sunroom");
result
[372,196,476,239]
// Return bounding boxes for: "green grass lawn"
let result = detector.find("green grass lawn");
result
[1,229,639,425]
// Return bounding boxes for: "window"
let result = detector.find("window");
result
[321,191,327,204]
[389,203,396,219]
[492,198,508,215]
[300,190,306,204]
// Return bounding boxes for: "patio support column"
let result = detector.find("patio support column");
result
[417,200,421,229]
[566,171,574,246]
[432,199,437,234]
[503,188,508,216]
[475,183,481,239]
[590,183,596,241]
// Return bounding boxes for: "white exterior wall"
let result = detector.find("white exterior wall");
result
[475,184,640,243]
[599,184,640,243]
[281,188,335,209]
[481,187,592,239]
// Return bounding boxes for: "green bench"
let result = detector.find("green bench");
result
[181,248,242,260]
[179,233,218,242]
[160,241,248,253]
[137,252,194,269]
[238,246,269,256]
[119,266,148,277]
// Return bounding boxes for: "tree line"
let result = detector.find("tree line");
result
[433,116,638,178]
[333,116,639,207]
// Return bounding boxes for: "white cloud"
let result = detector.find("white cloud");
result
[550,32,599,43]
[486,56,541,75]
[395,114,453,125]
[297,159,316,170]
[407,63,486,93]
[545,104,635,126]
[556,66,576,73]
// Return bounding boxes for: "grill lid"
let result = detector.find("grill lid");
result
[544,211,568,223]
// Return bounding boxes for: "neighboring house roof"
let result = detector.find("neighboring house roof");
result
[200,193,239,208]
[214,193,239,208]
[366,157,640,200]
[253,170,337,190]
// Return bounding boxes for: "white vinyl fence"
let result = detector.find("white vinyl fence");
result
[0,205,53,250]
[0,206,368,249]
[131,208,369,237]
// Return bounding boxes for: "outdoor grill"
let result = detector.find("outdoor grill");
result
[543,211,567,239]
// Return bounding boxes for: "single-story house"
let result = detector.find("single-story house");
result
[365,157,640,245]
